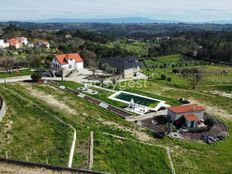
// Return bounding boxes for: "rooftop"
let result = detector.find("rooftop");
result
[99,56,140,70]
[168,104,205,114]
[7,38,20,45]
[55,53,83,65]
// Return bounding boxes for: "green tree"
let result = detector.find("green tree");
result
[31,72,42,82]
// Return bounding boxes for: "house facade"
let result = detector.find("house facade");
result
[167,104,205,128]
[99,56,140,79]
[51,53,84,76]
[0,39,9,48]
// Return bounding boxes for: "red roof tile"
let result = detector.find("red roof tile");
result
[168,104,205,114]
[184,114,198,121]
[55,53,83,65]
[7,38,20,46]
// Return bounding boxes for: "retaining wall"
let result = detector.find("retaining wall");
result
[0,158,108,174]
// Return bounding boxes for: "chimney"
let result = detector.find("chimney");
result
[193,105,196,111]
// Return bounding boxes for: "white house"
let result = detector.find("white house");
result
[167,104,205,128]
[16,37,28,45]
[7,37,28,49]
[51,53,84,76]
[0,39,9,48]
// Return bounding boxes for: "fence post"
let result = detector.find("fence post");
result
[5,152,8,159]
[89,131,94,170]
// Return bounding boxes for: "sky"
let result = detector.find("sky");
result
[1,0,232,22]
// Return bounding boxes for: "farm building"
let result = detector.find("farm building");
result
[99,56,140,79]
[167,104,205,128]
[51,53,84,76]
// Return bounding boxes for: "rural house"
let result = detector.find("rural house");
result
[34,41,50,49]
[167,104,205,128]
[0,39,9,48]
[51,53,84,76]
[7,37,28,49]
[99,56,140,79]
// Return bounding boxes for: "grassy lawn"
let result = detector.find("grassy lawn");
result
[93,134,171,174]
[0,69,32,79]
[59,80,83,89]
[0,84,73,166]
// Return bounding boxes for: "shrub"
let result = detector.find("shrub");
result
[172,69,179,74]
[31,72,42,82]
[167,77,172,82]
[160,74,167,80]
[204,118,215,127]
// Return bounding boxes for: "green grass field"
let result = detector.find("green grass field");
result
[0,85,73,166]
[0,69,32,79]
[93,134,171,174]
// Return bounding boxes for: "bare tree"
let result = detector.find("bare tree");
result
[88,58,98,76]
[103,63,116,75]
[0,57,9,86]
[181,68,202,89]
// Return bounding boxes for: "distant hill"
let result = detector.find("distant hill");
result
[208,20,232,24]
[31,17,179,24]
[2,17,232,24]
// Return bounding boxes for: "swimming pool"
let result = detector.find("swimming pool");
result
[114,92,158,107]
[109,91,164,108]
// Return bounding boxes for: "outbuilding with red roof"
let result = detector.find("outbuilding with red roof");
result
[167,104,205,128]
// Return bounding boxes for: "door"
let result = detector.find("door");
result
[191,121,195,128]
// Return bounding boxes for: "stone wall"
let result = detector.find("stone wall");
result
[123,68,134,79]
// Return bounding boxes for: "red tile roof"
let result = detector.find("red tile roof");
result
[7,38,20,46]
[168,104,205,114]
[55,53,83,65]
[184,114,199,121]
